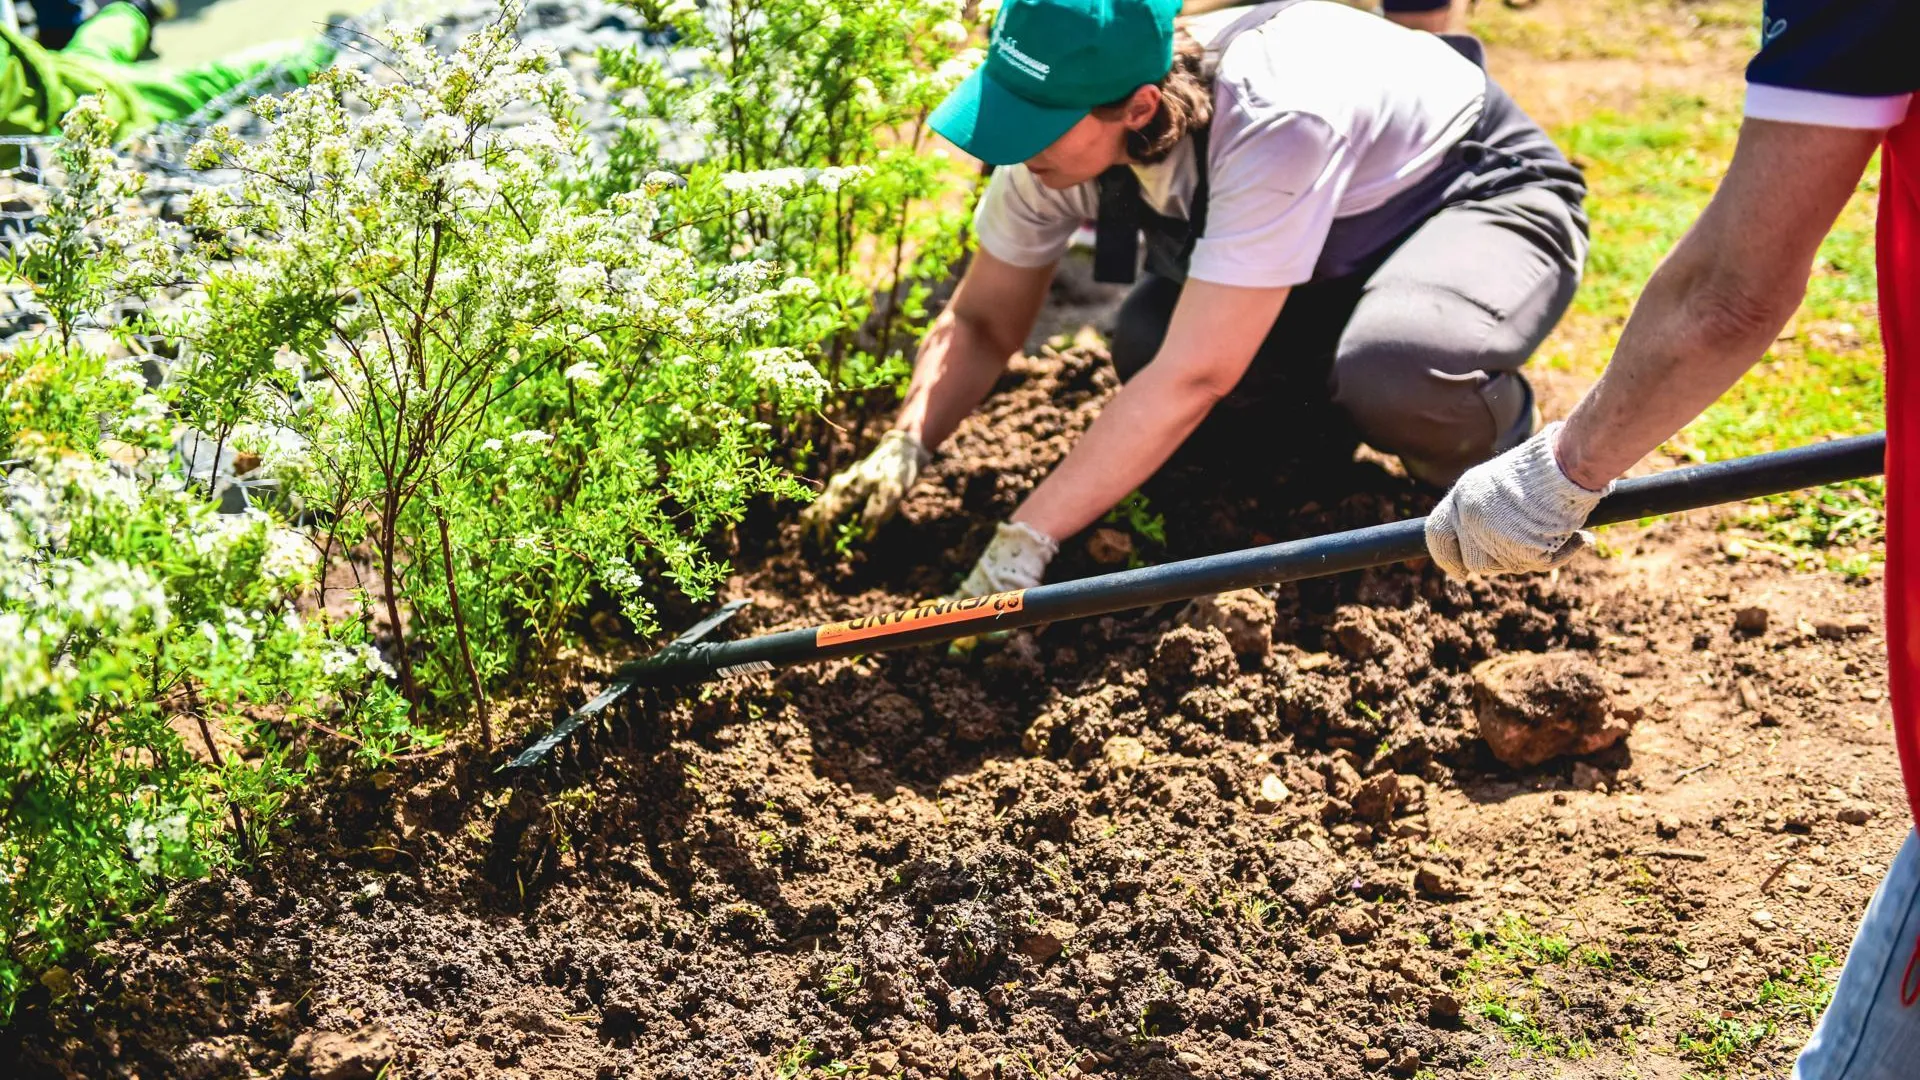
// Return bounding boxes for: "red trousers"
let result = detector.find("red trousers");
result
[1883,112,1920,828]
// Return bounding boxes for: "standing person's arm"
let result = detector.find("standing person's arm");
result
[1425,118,1883,575]
[1550,120,1882,489]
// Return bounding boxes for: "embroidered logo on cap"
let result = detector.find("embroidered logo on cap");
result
[997,37,1051,80]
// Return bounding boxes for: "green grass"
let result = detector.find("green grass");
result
[1546,87,1886,570]
[1675,952,1839,1077]
[1471,0,1756,62]
[1454,914,1605,1059]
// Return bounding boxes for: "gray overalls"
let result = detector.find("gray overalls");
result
[1097,34,1589,485]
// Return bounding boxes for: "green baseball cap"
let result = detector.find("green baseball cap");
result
[930,0,1183,167]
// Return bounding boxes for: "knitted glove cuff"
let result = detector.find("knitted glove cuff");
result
[878,428,933,470]
[1519,422,1615,508]
[1001,520,1059,561]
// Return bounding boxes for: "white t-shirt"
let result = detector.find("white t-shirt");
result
[972,0,1487,288]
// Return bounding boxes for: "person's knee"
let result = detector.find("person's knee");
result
[1330,288,1529,472]
[1107,274,1182,382]
[1331,289,1487,424]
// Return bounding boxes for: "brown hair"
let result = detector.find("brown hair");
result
[1091,29,1212,165]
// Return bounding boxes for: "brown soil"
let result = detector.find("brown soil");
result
[7,5,1907,1075]
[6,309,1903,1080]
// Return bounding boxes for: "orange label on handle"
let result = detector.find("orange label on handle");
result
[816,590,1027,646]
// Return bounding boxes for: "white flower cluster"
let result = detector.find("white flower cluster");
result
[746,347,829,409]
[563,360,605,389]
[125,809,192,876]
[11,96,178,333]
[0,439,328,708]
[320,642,397,679]
[719,165,873,211]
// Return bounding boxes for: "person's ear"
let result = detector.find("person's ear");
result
[1122,84,1161,132]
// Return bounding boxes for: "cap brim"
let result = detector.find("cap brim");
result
[929,65,1088,167]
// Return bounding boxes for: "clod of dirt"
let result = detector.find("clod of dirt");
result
[1329,605,1398,662]
[1085,526,1134,566]
[1150,624,1237,686]
[1414,863,1468,899]
[1733,605,1770,634]
[1103,735,1148,770]
[1350,771,1403,824]
[1814,618,1847,640]
[1178,588,1277,661]
[1018,921,1075,962]
[1470,652,1633,767]
[289,1024,395,1080]
[38,966,74,999]
[1838,803,1876,825]
[1325,755,1365,801]
[1284,867,1338,914]
[1332,906,1378,943]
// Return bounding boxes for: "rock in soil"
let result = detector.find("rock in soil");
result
[1178,588,1276,660]
[1414,862,1469,899]
[1733,605,1770,634]
[1085,526,1134,565]
[290,1025,394,1080]
[1471,651,1633,767]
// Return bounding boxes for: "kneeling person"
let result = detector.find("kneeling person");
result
[806,0,1588,594]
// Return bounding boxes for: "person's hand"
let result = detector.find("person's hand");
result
[1425,423,1613,577]
[801,429,931,548]
[943,521,1057,659]
[953,520,1058,597]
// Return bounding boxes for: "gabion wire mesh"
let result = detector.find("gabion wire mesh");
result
[0,4,415,336]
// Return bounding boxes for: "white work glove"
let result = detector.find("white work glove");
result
[801,429,931,546]
[953,521,1058,597]
[1424,422,1614,577]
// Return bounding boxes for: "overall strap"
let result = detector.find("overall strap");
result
[1091,123,1212,284]
[1093,165,1142,283]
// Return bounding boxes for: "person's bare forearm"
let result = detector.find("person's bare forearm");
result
[1553,243,1805,488]
[891,250,1053,452]
[892,310,1020,451]
[1553,119,1884,490]
[1011,278,1287,542]
[1012,366,1221,541]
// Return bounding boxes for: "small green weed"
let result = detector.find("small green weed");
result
[1455,914,1606,1059]
[1104,491,1168,555]
[1676,1015,1770,1070]
[776,1039,819,1079]
[1675,951,1839,1074]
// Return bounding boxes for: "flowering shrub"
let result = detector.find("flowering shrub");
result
[0,340,399,1018]
[601,0,980,396]
[176,6,833,731]
[0,0,986,1017]
[5,98,174,349]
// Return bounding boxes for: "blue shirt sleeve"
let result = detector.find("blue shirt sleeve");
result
[1746,0,1920,98]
